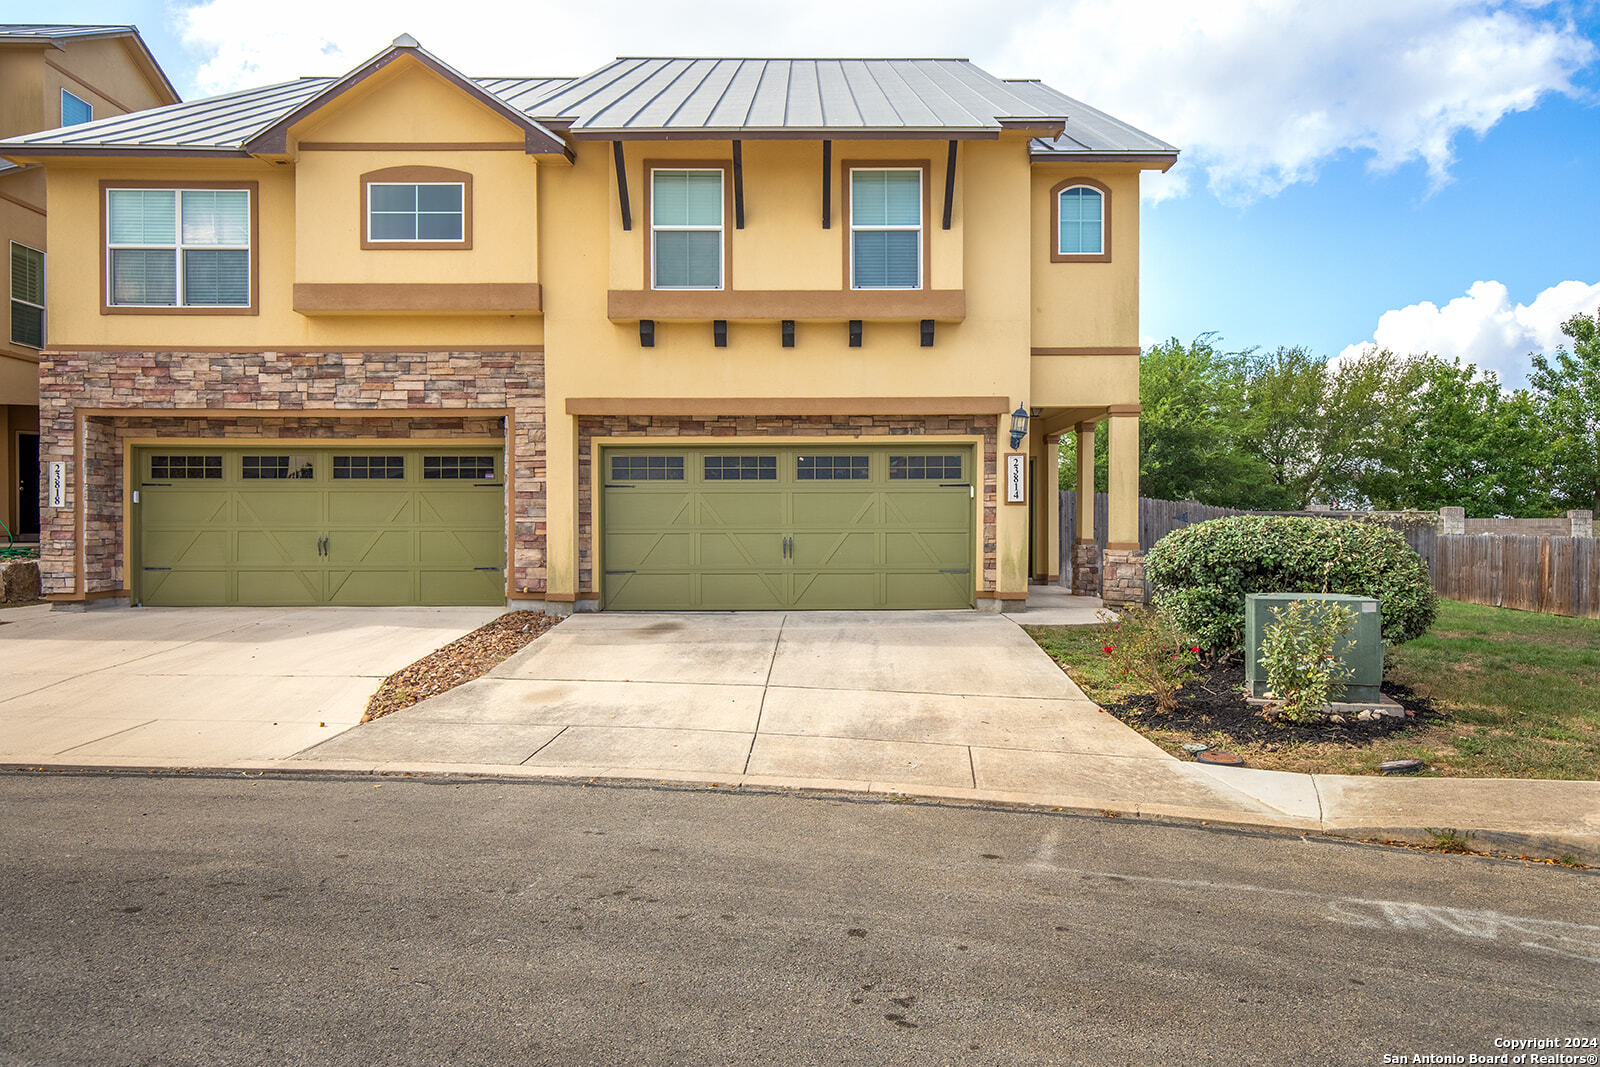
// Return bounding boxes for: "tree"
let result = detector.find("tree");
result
[1528,309,1600,513]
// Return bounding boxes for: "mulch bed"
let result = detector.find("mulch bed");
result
[362,611,559,722]
[1101,656,1443,749]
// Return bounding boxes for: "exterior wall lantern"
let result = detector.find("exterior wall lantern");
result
[1008,405,1030,449]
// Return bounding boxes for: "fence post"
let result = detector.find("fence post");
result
[1569,510,1594,538]
[1440,507,1466,535]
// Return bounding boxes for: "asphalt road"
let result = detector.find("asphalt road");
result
[1,773,1596,1066]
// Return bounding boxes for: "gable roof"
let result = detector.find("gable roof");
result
[243,36,570,158]
[0,39,1175,166]
[0,24,179,105]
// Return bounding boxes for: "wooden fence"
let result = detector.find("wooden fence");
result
[1058,492,1598,619]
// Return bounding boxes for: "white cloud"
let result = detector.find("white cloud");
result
[170,0,1596,203]
[1337,279,1600,386]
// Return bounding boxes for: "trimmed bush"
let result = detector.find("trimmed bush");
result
[1142,515,1437,654]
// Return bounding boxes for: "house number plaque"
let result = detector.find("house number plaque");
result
[1004,453,1027,505]
[48,462,65,508]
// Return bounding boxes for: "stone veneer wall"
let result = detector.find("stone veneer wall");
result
[1071,541,1101,597]
[39,350,545,597]
[575,414,998,594]
[1100,548,1147,607]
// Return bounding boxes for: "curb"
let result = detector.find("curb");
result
[4,758,1594,867]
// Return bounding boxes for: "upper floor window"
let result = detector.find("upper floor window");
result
[359,166,472,251]
[369,184,464,242]
[10,243,44,349]
[1052,179,1109,261]
[849,167,922,290]
[651,168,724,290]
[106,187,252,308]
[60,90,93,127]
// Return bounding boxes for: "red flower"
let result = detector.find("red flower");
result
[1191,647,1200,654]
[1102,645,1116,654]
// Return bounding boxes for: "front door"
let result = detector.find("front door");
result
[16,432,38,538]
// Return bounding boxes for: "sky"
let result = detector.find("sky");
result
[8,0,1598,387]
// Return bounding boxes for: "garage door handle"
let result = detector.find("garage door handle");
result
[939,568,970,574]
[474,566,501,571]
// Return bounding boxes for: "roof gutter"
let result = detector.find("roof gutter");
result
[1031,149,1180,172]
[564,127,1002,142]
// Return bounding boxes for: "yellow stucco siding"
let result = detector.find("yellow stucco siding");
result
[1030,352,1140,410]
[42,37,175,128]
[0,52,46,140]
[1,168,47,377]
[1030,164,1141,349]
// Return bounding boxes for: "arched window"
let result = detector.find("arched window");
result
[1051,179,1110,261]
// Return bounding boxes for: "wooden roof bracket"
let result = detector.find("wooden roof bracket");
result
[942,140,957,230]
[613,140,631,231]
[732,140,745,229]
[821,139,832,229]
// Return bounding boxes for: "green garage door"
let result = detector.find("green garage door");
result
[135,446,505,606]
[601,446,974,610]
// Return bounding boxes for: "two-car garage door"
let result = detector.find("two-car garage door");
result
[601,446,975,610]
[134,446,505,606]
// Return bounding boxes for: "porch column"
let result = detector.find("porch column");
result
[1070,420,1100,596]
[1103,407,1145,606]
[1043,432,1061,584]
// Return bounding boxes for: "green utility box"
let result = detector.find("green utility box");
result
[1245,593,1384,703]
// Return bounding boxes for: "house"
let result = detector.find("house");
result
[0,36,1174,613]
[0,24,179,548]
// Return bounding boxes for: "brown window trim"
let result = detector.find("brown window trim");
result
[99,179,260,317]
[1049,176,1111,264]
[643,159,734,292]
[360,165,473,251]
[841,159,932,291]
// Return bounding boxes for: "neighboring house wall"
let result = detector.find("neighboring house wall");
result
[0,28,178,541]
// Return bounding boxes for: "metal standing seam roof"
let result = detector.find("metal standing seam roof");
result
[0,49,1175,161]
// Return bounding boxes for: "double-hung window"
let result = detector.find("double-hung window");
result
[10,243,44,348]
[850,168,922,289]
[651,169,723,290]
[106,188,251,308]
[61,90,93,127]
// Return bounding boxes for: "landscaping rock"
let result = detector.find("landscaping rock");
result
[363,611,559,722]
[0,560,41,604]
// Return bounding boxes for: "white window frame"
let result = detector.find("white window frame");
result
[60,89,92,127]
[849,166,923,291]
[650,167,724,291]
[1056,184,1105,257]
[104,187,253,309]
[364,181,466,244]
[9,242,44,349]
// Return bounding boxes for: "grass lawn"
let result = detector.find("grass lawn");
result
[1027,599,1600,779]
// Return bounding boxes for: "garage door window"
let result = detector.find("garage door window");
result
[796,455,869,480]
[242,455,314,480]
[150,455,222,480]
[423,455,496,480]
[704,455,776,481]
[611,455,684,481]
[889,455,963,480]
[333,455,405,480]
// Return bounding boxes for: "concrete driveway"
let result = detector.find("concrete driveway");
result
[303,610,1184,796]
[0,605,502,764]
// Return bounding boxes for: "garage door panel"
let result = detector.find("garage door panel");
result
[700,493,784,527]
[606,492,694,529]
[420,568,503,606]
[237,530,321,565]
[885,491,969,526]
[327,529,413,566]
[145,492,232,526]
[417,490,501,527]
[791,531,876,568]
[326,569,416,606]
[885,531,971,568]
[236,568,323,606]
[886,570,973,609]
[142,569,231,608]
[143,529,232,566]
[328,491,411,525]
[791,571,879,610]
[697,571,788,611]
[791,492,876,528]
[606,531,693,570]
[420,528,504,565]
[236,490,321,526]
[699,531,784,567]
[605,572,695,612]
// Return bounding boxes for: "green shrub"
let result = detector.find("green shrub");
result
[1259,599,1357,722]
[1142,515,1437,654]
[1097,606,1200,715]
